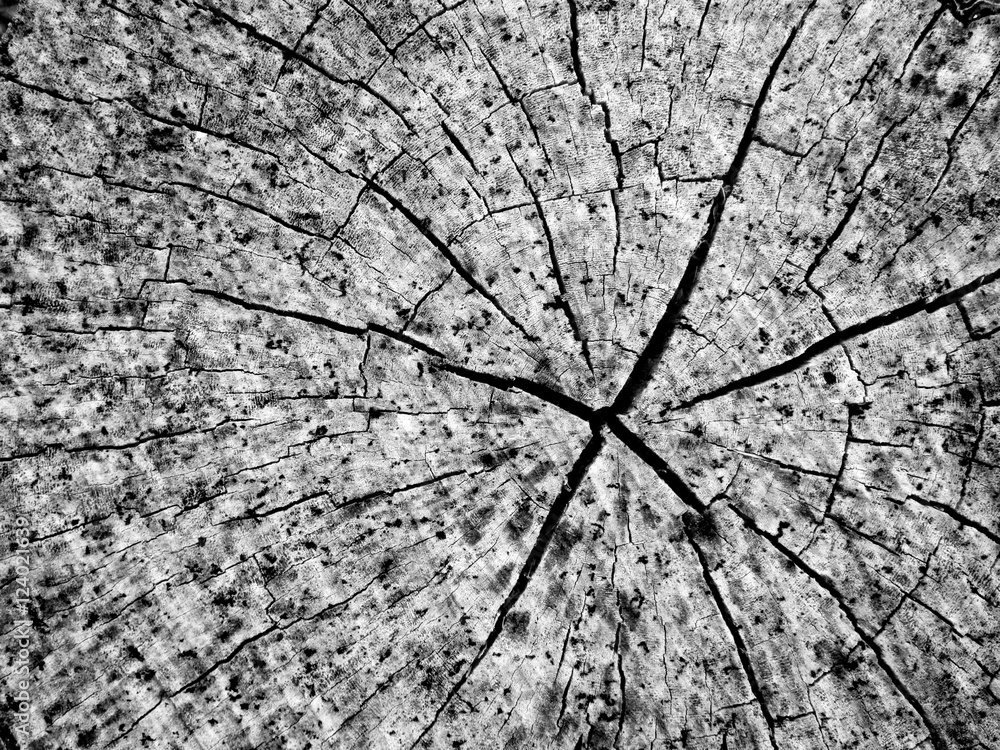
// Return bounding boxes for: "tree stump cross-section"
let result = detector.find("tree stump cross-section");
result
[2,0,1000,748]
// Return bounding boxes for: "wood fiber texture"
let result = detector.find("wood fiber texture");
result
[2,0,1000,748]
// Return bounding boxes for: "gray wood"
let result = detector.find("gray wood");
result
[1,0,999,747]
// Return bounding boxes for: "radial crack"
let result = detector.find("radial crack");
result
[674,264,1000,409]
[610,3,815,414]
[567,0,625,272]
[190,0,415,131]
[509,149,596,373]
[159,282,595,422]
[729,504,949,750]
[606,416,708,513]
[408,431,605,748]
[351,173,540,345]
[684,515,781,750]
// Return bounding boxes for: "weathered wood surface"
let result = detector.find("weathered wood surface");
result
[2,0,1000,747]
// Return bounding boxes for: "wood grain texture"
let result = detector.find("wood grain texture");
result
[1,0,1000,748]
